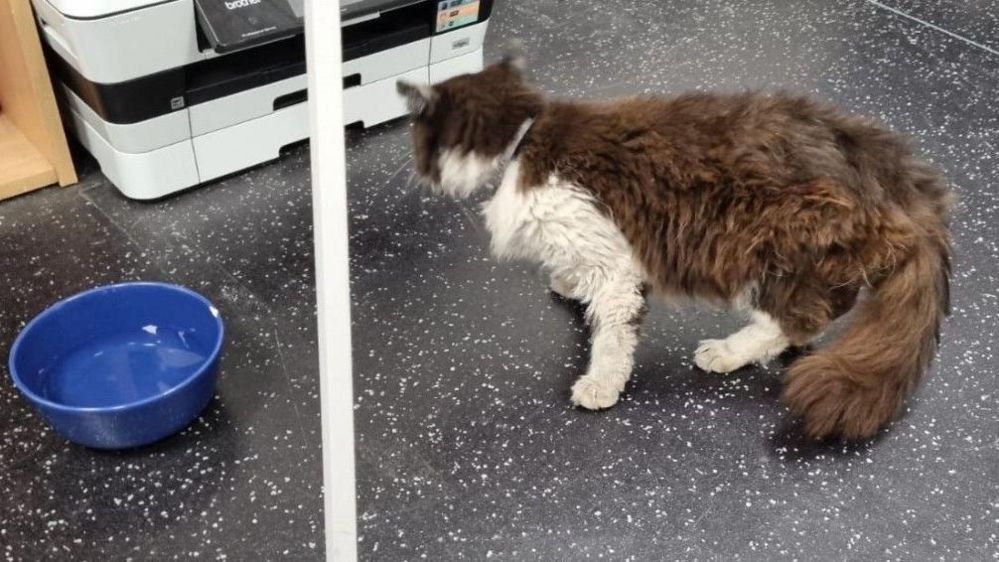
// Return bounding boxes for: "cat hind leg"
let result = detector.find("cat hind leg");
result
[694,311,789,374]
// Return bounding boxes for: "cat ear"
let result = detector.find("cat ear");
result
[500,38,527,73]
[396,80,436,115]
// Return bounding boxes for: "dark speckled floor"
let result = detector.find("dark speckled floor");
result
[1,0,997,560]
[0,148,324,561]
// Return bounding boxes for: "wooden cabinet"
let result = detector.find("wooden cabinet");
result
[0,0,76,200]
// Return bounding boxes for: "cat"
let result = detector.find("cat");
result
[396,49,951,441]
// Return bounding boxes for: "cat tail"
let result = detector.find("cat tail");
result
[782,234,951,441]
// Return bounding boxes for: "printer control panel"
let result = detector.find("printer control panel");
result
[435,0,481,33]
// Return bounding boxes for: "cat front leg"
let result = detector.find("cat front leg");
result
[483,171,646,408]
[570,276,647,409]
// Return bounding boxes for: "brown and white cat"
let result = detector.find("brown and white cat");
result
[397,50,951,441]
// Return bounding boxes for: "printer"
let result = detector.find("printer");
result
[30,0,493,199]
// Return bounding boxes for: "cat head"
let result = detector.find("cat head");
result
[397,47,543,198]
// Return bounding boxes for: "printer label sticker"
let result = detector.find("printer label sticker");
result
[436,0,480,32]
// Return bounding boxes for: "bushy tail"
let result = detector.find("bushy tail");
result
[782,236,950,441]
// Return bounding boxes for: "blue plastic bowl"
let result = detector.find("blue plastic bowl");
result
[8,282,224,449]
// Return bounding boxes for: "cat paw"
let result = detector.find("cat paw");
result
[694,339,748,374]
[549,275,577,300]
[570,376,620,410]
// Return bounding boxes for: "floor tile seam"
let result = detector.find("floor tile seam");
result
[866,0,999,58]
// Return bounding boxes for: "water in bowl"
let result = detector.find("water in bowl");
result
[38,325,208,408]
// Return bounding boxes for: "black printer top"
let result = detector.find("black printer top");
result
[196,0,484,54]
[195,0,305,54]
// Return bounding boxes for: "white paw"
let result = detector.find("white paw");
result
[694,339,749,374]
[570,376,620,410]
[549,276,577,300]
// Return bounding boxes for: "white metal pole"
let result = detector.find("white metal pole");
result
[304,2,357,561]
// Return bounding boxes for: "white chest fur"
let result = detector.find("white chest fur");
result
[481,161,644,297]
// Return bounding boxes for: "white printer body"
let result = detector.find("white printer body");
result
[31,0,492,199]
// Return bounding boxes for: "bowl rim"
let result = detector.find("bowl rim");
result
[8,281,225,414]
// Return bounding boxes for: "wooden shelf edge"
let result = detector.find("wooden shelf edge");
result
[0,0,77,191]
[0,112,58,201]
